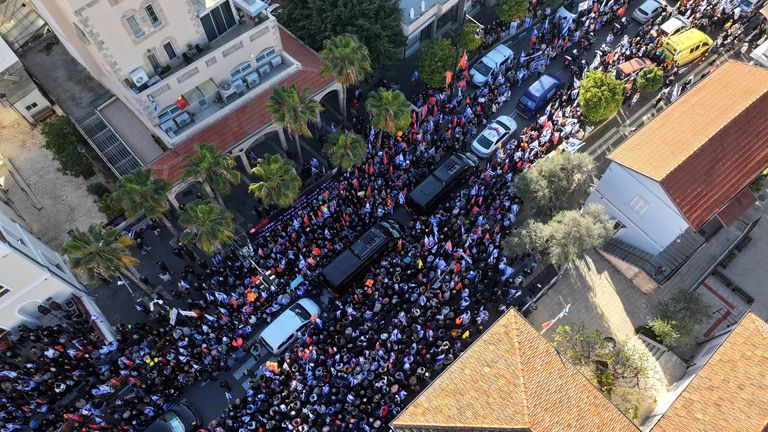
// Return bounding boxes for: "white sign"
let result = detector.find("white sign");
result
[578,0,591,11]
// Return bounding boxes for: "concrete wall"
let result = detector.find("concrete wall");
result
[586,162,690,255]
[12,88,52,123]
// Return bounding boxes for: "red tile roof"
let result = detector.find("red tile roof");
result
[716,187,757,227]
[149,26,335,183]
[609,61,768,231]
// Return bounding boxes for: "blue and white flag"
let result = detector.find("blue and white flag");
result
[411,69,420,81]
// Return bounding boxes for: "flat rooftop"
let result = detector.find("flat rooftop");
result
[401,0,452,23]
[18,34,110,122]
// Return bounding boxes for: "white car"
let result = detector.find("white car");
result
[470,44,514,86]
[471,115,517,158]
[658,15,690,37]
[259,298,320,355]
[632,0,666,22]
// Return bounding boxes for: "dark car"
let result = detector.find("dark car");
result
[144,403,200,432]
[516,73,564,118]
[321,219,403,292]
[407,153,479,214]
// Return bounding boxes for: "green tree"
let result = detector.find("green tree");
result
[249,154,302,208]
[323,131,368,171]
[497,0,529,22]
[502,220,548,258]
[319,33,372,119]
[178,200,236,255]
[113,169,177,237]
[365,88,411,149]
[39,115,96,179]
[267,85,323,167]
[648,317,680,346]
[281,0,405,70]
[63,224,150,295]
[515,151,595,217]
[636,66,664,93]
[455,23,482,53]
[417,38,455,88]
[578,70,624,123]
[652,291,710,345]
[182,144,241,206]
[545,205,614,267]
[87,183,124,221]
[553,323,653,420]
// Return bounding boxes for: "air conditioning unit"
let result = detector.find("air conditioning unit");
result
[233,80,246,95]
[245,72,260,88]
[174,112,192,128]
[257,64,271,76]
[129,67,149,86]
[269,56,283,68]
[160,120,177,138]
[219,81,239,104]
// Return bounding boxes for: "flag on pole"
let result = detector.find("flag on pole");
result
[445,240,453,252]
[540,304,571,334]
[411,69,420,81]
[445,71,453,88]
[530,27,538,44]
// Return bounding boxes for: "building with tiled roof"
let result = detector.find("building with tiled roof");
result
[644,312,768,431]
[29,0,339,180]
[390,309,639,432]
[585,61,768,287]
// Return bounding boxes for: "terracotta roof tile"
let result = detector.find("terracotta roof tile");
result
[608,61,768,230]
[149,26,335,183]
[390,310,638,431]
[653,313,768,432]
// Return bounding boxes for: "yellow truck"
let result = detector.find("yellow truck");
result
[662,28,713,66]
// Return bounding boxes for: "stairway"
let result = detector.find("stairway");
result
[637,334,688,384]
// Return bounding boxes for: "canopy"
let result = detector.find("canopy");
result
[233,0,268,17]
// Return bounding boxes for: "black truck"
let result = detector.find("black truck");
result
[406,152,479,215]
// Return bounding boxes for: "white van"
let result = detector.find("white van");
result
[259,298,320,355]
[470,44,514,86]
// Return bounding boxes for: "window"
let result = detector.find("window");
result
[230,61,253,80]
[254,47,276,65]
[42,253,66,273]
[163,41,177,61]
[628,195,649,215]
[2,226,26,247]
[147,52,161,72]
[24,102,38,111]
[145,4,161,26]
[126,15,144,38]
[73,23,91,45]
[199,1,237,43]
[0,284,9,299]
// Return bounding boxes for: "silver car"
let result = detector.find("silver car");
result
[471,115,517,158]
[632,0,665,22]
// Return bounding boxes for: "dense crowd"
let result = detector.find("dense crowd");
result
[0,0,762,430]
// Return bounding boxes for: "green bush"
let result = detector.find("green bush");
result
[497,0,529,22]
[39,115,96,179]
[417,38,456,88]
[95,193,125,220]
[637,66,664,93]
[648,317,680,346]
[455,23,482,53]
[578,71,625,124]
[87,182,111,198]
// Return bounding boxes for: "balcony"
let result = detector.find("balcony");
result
[126,11,274,95]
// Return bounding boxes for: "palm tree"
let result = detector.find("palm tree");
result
[113,169,177,237]
[178,200,236,255]
[249,154,302,208]
[323,131,368,171]
[267,85,323,167]
[319,34,372,120]
[63,224,151,296]
[365,88,411,149]
[182,144,241,206]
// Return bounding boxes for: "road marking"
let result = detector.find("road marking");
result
[233,357,257,379]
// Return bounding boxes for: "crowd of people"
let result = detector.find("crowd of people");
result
[1,0,762,430]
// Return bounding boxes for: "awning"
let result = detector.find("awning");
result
[233,0,268,17]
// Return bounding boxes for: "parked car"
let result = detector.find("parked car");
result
[259,298,320,355]
[555,0,580,21]
[407,153,479,214]
[658,15,691,37]
[145,403,200,432]
[615,57,654,81]
[470,115,518,157]
[516,73,564,118]
[470,44,514,86]
[632,0,666,22]
[739,0,759,12]
[321,220,403,292]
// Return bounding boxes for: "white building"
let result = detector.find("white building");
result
[27,0,340,182]
[0,35,53,124]
[0,208,113,340]
[586,61,768,290]
[402,0,478,57]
